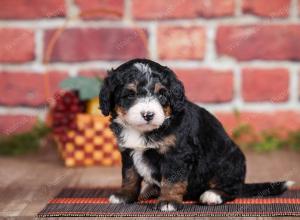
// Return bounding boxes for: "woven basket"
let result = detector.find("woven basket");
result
[56,113,121,167]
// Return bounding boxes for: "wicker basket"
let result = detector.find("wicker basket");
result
[56,113,121,167]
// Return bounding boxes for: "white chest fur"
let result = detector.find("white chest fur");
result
[131,150,160,186]
[116,125,161,186]
[118,126,158,150]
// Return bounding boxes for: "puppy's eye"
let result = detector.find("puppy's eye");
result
[123,91,136,99]
[127,93,136,98]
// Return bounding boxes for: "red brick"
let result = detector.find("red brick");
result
[216,111,300,135]
[0,115,37,135]
[243,0,291,17]
[75,0,124,20]
[176,69,233,103]
[242,68,289,102]
[0,0,65,19]
[0,71,68,107]
[158,26,205,60]
[44,28,148,62]
[217,25,300,61]
[0,28,34,63]
[132,0,235,20]
[78,70,107,79]
[299,72,300,99]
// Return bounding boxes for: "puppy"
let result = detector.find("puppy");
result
[99,59,294,212]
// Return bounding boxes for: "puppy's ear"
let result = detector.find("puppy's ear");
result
[169,74,186,114]
[99,70,116,116]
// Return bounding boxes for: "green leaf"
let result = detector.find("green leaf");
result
[253,131,284,152]
[287,130,300,150]
[232,123,252,140]
[60,77,103,100]
[0,121,51,156]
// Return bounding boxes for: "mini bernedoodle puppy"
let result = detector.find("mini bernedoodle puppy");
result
[99,58,294,212]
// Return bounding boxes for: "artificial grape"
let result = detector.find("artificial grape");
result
[59,135,69,143]
[56,104,66,112]
[68,113,76,121]
[72,97,79,105]
[69,122,77,130]
[63,96,72,105]
[70,105,79,112]
[51,90,83,134]
[61,117,70,125]
[53,112,64,120]
[53,127,65,134]
[53,123,62,129]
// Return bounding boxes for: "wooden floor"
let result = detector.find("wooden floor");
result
[0,145,299,220]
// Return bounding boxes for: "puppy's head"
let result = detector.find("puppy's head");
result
[99,59,185,132]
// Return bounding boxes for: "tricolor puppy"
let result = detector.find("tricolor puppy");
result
[99,59,294,212]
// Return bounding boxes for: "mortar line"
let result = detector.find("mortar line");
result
[1,15,300,29]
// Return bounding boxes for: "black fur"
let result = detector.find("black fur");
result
[99,59,291,210]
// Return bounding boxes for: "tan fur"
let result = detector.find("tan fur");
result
[154,82,166,93]
[126,83,137,92]
[157,134,176,154]
[208,178,218,189]
[139,183,160,200]
[163,106,172,117]
[119,168,141,199]
[160,178,187,202]
[115,106,127,119]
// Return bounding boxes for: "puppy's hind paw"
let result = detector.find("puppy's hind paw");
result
[109,193,137,204]
[157,201,183,212]
[109,194,125,204]
[161,203,176,212]
[199,190,223,205]
[285,181,295,189]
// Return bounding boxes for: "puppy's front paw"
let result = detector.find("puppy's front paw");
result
[109,193,136,204]
[157,201,182,212]
[199,190,223,205]
[109,194,125,204]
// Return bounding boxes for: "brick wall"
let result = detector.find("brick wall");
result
[0,0,300,135]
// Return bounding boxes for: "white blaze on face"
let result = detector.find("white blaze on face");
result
[134,63,152,80]
[134,63,153,89]
[124,97,165,132]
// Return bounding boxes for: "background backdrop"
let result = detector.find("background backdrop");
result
[1,0,300,136]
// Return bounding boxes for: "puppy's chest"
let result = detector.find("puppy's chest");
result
[131,149,161,186]
[118,127,175,154]
[118,127,158,150]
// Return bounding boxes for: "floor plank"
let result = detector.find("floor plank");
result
[0,145,299,219]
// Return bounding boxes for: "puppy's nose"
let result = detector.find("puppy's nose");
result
[141,111,155,122]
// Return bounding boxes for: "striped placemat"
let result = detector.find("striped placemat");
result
[38,188,300,217]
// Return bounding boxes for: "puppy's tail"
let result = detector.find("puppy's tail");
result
[239,181,295,197]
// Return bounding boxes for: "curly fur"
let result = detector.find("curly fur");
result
[99,58,293,211]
